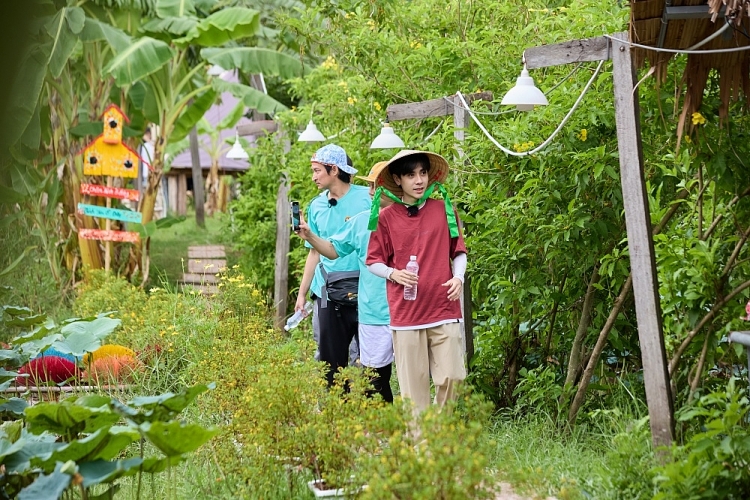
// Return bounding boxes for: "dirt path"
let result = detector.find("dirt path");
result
[495,482,557,500]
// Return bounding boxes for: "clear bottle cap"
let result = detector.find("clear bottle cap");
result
[410,255,417,260]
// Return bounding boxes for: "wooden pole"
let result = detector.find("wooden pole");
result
[274,172,290,329]
[522,32,674,448]
[189,126,205,228]
[237,121,290,328]
[453,97,474,361]
[610,31,674,447]
[104,176,112,272]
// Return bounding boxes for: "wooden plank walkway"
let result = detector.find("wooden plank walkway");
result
[181,245,225,295]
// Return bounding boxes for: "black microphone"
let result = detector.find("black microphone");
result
[406,205,419,217]
[328,198,338,207]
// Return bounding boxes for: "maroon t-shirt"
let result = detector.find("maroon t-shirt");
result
[366,198,467,328]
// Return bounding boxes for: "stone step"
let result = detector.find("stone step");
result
[181,273,218,284]
[181,283,219,295]
[188,245,226,259]
[187,258,226,274]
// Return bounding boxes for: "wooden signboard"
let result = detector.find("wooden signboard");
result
[80,183,140,201]
[79,228,140,243]
[77,203,143,224]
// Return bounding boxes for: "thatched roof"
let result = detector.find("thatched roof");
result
[630,0,750,139]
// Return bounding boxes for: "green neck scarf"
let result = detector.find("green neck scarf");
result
[368,181,459,238]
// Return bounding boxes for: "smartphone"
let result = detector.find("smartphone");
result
[291,201,300,231]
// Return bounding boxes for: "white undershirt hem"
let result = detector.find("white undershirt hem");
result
[390,318,463,331]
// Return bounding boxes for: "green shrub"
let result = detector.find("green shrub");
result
[653,378,750,499]
[595,416,655,499]
[513,365,567,419]
[359,391,496,500]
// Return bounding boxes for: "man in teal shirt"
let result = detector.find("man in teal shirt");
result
[296,161,394,401]
[294,144,371,387]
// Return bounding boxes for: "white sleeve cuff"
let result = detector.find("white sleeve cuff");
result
[367,262,391,279]
[452,252,467,283]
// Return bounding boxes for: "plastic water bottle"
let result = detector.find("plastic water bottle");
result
[403,255,419,300]
[284,301,314,331]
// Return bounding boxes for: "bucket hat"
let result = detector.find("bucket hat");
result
[375,150,449,197]
[355,161,388,183]
[311,144,357,175]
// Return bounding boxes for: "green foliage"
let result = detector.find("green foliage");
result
[653,378,750,499]
[0,297,217,499]
[359,392,495,500]
[596,416,656,500]
[512,366,566,418]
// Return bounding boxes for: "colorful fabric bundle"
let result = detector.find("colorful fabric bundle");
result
[16,356,78,385]
[83,344,136,365]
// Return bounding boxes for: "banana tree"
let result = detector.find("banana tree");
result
[105,0,306,281]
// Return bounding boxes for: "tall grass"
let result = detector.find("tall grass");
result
[0,208,74,323]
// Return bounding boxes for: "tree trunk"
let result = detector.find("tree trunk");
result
[568,275,633,425]
[205,160,220,216]
[565,264,601,387]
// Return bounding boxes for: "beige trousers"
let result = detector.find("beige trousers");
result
[392,322,466,414]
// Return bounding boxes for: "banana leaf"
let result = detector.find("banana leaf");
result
[176,7,260,47]
[104,36,173,86]
[201,47,306,79]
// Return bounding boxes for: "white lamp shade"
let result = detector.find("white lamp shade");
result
[298,120,326,142]
[370,123,405,149]
[226,133,249,160]
[500,67,548,111]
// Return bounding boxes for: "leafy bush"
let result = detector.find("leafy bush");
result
[0,298,218,499]
[595,416,656,500]
[359,391,496,500]
[653,378,750,499]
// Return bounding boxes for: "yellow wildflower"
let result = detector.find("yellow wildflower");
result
[577,129,587,141]
[684,135,692,144]
[691,112,706,125]
[321,55,338,70]
[347,96,357,105]
[373,101,382,111]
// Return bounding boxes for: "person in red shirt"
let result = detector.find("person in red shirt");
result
[366,150,467,413]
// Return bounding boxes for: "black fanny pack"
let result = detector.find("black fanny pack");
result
[319,263,359,308]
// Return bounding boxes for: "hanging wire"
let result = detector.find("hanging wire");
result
[455,59,605,157]
[604,34,750,54]
[422,119,446,143]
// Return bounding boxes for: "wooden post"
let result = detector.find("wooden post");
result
[274,172,290,329]
[177,173,187,216]
[104,176,112,272]
[522,32,674,448]
[189,126,205,227]
[611,31,674,447]
[453,98,474,360]
[237,121,289,328]
[167,175,178,215]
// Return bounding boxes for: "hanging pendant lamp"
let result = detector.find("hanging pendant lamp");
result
[226,132,249,160]
[298,120,326,142]
[370,121,405,149]
[500,64,548,111]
